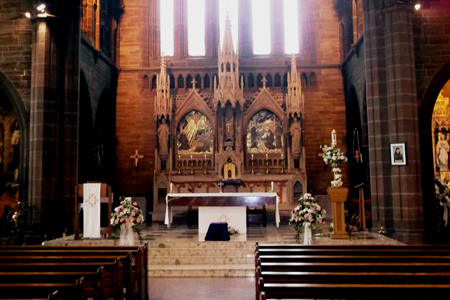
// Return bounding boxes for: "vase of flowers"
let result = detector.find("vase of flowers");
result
[228,226,239,235]
[110,197,145,245]
[289,193,326,244]
[320,144,348,188]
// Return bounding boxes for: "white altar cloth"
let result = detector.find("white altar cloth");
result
[164,192,280,228]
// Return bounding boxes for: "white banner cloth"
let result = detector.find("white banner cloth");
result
[165,192,280,228]
[83,183,101,238]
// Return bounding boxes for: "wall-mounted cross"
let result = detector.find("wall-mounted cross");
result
[191,78,197,89]
[130,149,144,172]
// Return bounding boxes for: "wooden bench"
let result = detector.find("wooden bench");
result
[0,277,86,300]
[0,254,134,300]
[0,244,148,300]
[0,260,123,300]
[255,244,450,300]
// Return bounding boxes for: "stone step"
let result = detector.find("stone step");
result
[147,264,254,277]
[148,248,253,257]
[148,256,254,265]
[147,241,256,249]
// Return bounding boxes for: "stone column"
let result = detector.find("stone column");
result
[270,0,284,55]
[205,0,219,57]
[174,0,188,57]
[238,0,252,57]
[363,0,423,243]
[28,2,80,240]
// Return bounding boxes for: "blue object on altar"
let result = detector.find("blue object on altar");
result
[205,222,230,241]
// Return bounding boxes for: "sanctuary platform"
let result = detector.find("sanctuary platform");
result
[44,223,404,277]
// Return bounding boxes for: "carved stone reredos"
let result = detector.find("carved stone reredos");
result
[216,147,243,178]
[175,88,216,133]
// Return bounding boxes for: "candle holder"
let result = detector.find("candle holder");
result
[190,157,194,175]
[280,158,285,174]
[177,159,182,175]
[265,157,270,174]
[251,158,255,174]
[203,158,208,175]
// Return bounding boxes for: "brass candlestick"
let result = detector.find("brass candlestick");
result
[251,159,255,174]
[203,158,208,175]
[265,158,270,174]
[190,157,194,175]
[177,157,182,175]
[280,159,285,174]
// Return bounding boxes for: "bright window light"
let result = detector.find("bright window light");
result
[284,0,299,54]
[160,0,174,56]
[219,0,238,51]
[188,0,205,56]
[252,0,271,55]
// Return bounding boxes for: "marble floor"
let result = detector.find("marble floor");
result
[148,277,255,300]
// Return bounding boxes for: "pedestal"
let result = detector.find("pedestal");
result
[327,187,349,239]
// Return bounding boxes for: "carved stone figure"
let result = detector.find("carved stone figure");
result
[290,117,302,154]
[158,118,169,155]
[11,121,20,168]
[436,132,450,171]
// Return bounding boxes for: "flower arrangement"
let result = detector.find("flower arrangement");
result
[320,144,348,188]
[228,226,239,235]
[110,197,145,244]
[289,193,326,242]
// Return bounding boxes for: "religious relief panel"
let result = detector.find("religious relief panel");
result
[177,111,213,154]
[246,110,283,154]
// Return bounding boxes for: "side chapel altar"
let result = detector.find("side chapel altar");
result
[152,16,307,226]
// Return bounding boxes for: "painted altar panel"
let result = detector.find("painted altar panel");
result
[177,110,213,154]
[246,110,283,153]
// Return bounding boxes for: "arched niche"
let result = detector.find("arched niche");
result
[246,109,284,154]
[176,110,213,154]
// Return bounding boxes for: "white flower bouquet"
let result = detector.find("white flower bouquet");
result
[289,193,326,242]
[110,197,145,227]
[320,144,348,188]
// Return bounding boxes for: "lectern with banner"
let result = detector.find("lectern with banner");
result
[74,183,112,239]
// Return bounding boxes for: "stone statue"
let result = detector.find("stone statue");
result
[158,118,169,155]
[290,117,302,154]
[436,132,450,171]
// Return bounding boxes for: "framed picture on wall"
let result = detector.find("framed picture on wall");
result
[390,143,406,166]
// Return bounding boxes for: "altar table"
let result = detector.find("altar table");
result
[164,192,280,229]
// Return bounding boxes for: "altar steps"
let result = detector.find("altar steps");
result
[147,241,255,277]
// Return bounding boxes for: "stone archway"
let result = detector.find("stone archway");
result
[419,59,450,240]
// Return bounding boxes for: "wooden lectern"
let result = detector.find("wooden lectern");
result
[327,187,350,239]
[74,183,113,239]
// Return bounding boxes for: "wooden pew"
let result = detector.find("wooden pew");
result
[0,260,123,300]
[259,281,450,300]
[255,244,450,300]
[0,245,148,300]
[0,255,133,300]
[0,277,86,300]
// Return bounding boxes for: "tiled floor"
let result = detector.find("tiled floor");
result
[148,277,255,300]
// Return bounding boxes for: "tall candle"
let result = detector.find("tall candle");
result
[332,129,336,145]
[251,154,254,160]
[271,181,274,191]
[266,153,268,160]
[281,153,283,159]
[204,154,206,160]
[190,155,193,160]
[170,183,173,191]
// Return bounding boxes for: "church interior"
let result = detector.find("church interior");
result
[1,0,450,298]
[0,0,449,244]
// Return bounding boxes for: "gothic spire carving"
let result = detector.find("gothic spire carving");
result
[286,55,304,117]
[155,56,173,120]
[214,13,243,109]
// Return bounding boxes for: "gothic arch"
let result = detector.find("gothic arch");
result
[175,89,216,133]
[78,71,94,183]
[0,71,28,203]
[243,88,286,132]
[419,58,450,237]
